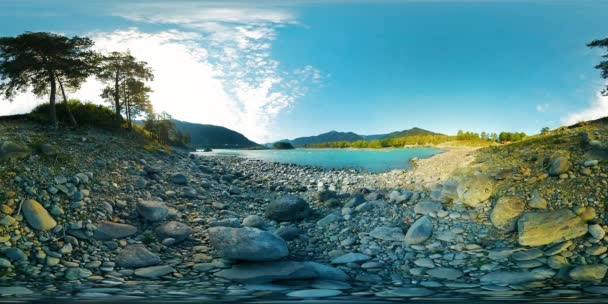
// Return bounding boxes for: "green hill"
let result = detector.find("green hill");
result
[173,120,259,149]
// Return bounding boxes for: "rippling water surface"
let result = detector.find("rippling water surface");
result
[194,148,442,172]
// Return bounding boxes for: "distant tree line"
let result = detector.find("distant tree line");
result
[0,31,189,147]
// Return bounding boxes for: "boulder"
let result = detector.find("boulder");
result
[517,209,588,246]
[22,199,56,231]
[92,221,137,240]
[569,265,608,281]
[170,173,188,185]
[549,156,570,176]
[116,244,160,268]
[265,195,311,221]
[490,196,525,232]
[276,225,301,241]
[456,175,493,207]
[155,221,192,243]
[405,216,433,245]
[242,215,266,229]
[414,200,443,215]
[208,227,288,261]
[215,261,348,283]
[0,141,29,161]
[136,200,169,222]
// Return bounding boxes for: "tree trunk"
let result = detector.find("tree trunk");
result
[58,77,78,128]
[49,73,58,130]
[114,70,121,128]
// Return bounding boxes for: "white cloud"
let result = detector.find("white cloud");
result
[535,103,549,112]
[562,91,608,126]
[0,4,322,142]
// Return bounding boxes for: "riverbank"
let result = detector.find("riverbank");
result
[2,118,608,301]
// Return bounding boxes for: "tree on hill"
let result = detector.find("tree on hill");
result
[0,32,99,128]
[588,38,608,96]
[102,77,153,129]
[143,112,190,146]
[97,51,153,128]
[541,127,550,134]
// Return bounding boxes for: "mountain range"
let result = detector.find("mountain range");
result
[276,127,441,147]
[173,120,259,149]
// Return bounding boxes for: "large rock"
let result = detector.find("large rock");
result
[405,216,433,245]
[456,175,493,207]
[369,226,405,241]
[155,221,192,243]
[22,199,56,231]
[518,209,588,246]
[0,141,29,161]
[331,253,371,264]
[116,244,160,268]
[215,261,348,283]
[549,156,570,176]
[93,221,137,240]
[430,175,493,207]
[569,265,608,281]
[265,195,311,221]
[170,173,188,185]
[414,200,443,215]
[136,200,169,222]
[490,196,525,232]
[208,227,288,261]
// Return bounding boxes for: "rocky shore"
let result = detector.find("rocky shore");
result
[3,118,608,301]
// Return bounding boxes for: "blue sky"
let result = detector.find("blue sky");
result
[1,0,608,142]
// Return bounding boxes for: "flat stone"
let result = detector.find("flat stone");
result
[544,241,572,256]
[480,269,555,285]
[383,287,434,297]
[287,289,342,298]
[134,265,174,279]
[405,216,433,245]
[455,175,493,207]
[331,252,371,264]
[491,196,525,232]
[0,286,33,295]
[208,227,288,261]
[512,248,543,261]
[369,226,404,241]
[317,213,342,227]
[115,244,160,268]
[155,221,192,243]
[215,261,348,283]
[517,209,588,246]
[93,221,137,240]
[22,199,56,231]
[426,267,463,280]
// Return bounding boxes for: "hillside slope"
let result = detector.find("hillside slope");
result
[173,120,259,149]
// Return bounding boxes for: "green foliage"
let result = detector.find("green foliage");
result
[541,127,550,134]
[588,38,608,96]
[143,112,191,147]
[498,131,527,143]
[30,100,115,129]
[273,142,295,149]
[0,32,100,127]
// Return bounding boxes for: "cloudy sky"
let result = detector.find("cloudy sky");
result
[1,0,608,142]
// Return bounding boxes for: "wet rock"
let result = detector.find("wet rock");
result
[405,216,433,245]
[265,195,311,221]
[569,265,608,281]
[517,209,588,246]
[22,199,56,231]
[490,196,525,232]
[136,200,169,222]
[116,244,161,268]
[92,221,137,240]
[208,227,288,261]
[155,221,192,244]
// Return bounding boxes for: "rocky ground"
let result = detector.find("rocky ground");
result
[3,117,608,301]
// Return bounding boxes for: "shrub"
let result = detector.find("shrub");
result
[30,100,116,129]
